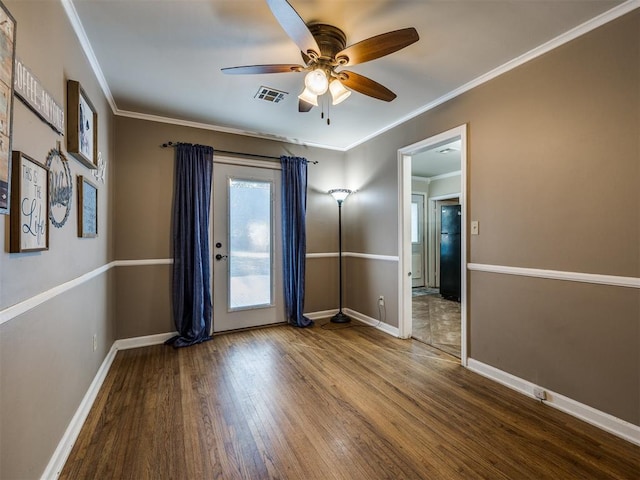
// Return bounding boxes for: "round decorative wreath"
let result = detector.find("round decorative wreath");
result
[46,148,73,228]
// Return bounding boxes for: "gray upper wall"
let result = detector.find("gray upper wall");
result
[1,1,116,478]
[344,9,639,424]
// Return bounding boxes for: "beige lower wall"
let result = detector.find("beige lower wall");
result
[304,257,339,314]
[345,257,399,327]
[470,271,639,424]
[0,271,115,479]
[115,265,173,339]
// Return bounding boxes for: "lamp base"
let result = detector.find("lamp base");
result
[330,311,351,324]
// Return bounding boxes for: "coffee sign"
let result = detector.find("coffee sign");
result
[14,58,64,135]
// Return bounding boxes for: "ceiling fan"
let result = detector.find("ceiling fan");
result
[221,0,419,113]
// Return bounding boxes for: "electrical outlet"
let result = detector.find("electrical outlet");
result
[533,387,547,401]
[378,295,384,306]
[93,334,97,352]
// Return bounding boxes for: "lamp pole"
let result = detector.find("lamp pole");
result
[329,189,353,323]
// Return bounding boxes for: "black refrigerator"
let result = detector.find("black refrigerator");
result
[440,204,461,301]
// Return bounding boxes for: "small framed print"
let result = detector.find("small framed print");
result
[0,0,16,215]
[10,152,50,252]
[67,80,98,169]
[77,175,98,238]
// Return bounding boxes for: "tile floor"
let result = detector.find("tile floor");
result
[412,288,461,357]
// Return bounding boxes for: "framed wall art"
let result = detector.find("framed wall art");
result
[0,1,16,215]
[10,151,50,252]
[77,175,98,238]
[67,80,98,169]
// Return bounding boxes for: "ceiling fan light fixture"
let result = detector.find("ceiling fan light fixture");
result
[298,87,319,106]
[304,69,329,95]
[329,79,351,105]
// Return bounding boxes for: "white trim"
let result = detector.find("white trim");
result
[114,259,173,267]
[411,176,431,184]
[41,343,118,480]
[398,125,468,364]
[60,0,117,113]
[429,170,461,182]
[467,359,640,447]
[116,109,344,152]
[429,193,461,202]
[306,252,399,262]
[342,0,640,151]
[113,332,177,350]
[306,252,339,259]
[344,308,400,338]
[345,252,399,262]
[0,263,114,327]
[305,309,339,321]
[468,263,640,289]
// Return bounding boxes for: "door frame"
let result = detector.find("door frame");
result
[411,192,427,288]
[397,124,468,365]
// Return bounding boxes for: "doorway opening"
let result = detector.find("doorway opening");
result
[398,125,467,365]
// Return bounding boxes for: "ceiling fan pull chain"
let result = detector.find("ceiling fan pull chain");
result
[327,99,331,125]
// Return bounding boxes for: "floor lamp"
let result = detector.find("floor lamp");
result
[329,188,353,323]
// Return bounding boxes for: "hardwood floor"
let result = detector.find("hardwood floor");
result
[61,323,639,479]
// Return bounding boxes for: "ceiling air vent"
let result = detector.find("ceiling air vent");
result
[254,86,288,104]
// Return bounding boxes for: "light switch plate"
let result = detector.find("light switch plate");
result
[471,221,479,235]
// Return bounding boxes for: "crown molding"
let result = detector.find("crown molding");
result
[60,0,117,113]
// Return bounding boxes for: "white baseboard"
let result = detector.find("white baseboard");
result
[467,358,640,446]
[41,332,176,479]
[41,345,119,480]
[305,309,338,321]
[114,332,177,350]
[344,308,400,337]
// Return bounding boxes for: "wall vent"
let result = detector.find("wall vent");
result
[255,86,288,103]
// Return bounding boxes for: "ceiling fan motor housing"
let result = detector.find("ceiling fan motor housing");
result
[307,24,347,63]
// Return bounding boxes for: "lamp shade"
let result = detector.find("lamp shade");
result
[298,87,319,106]
[329,188,353,204]
[304,69,329,95]
[329,80,351,105]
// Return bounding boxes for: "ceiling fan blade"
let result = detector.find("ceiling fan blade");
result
[339,71,397,102]
[336,28,419,66]
[221,64,304,75]
[266,0,320,56]
[298,99,314,112]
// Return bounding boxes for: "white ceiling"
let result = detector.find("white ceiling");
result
[69,0,627,151]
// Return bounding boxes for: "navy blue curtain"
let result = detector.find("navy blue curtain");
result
[281,156,313,327]
[166,143,214,348]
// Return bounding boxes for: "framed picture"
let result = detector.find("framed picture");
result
[9,152,50,252]
[77,175,98,238]
[67,80,98,169]
[0,1,16,215]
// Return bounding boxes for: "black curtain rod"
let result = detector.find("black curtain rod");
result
[160,141,318,164]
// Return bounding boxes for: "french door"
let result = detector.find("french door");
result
[212,162,284,332]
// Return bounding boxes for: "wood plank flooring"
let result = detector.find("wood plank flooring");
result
[60,322,640,479]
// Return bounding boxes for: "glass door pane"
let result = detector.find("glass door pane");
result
[228,178,273,310]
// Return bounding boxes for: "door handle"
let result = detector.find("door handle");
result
[215,254,228,261]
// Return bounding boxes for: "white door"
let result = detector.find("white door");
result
[411,194,425,287]
[212,162,284,332]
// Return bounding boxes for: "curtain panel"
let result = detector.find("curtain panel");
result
[280,156,313,327]
[166,143,214,347]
